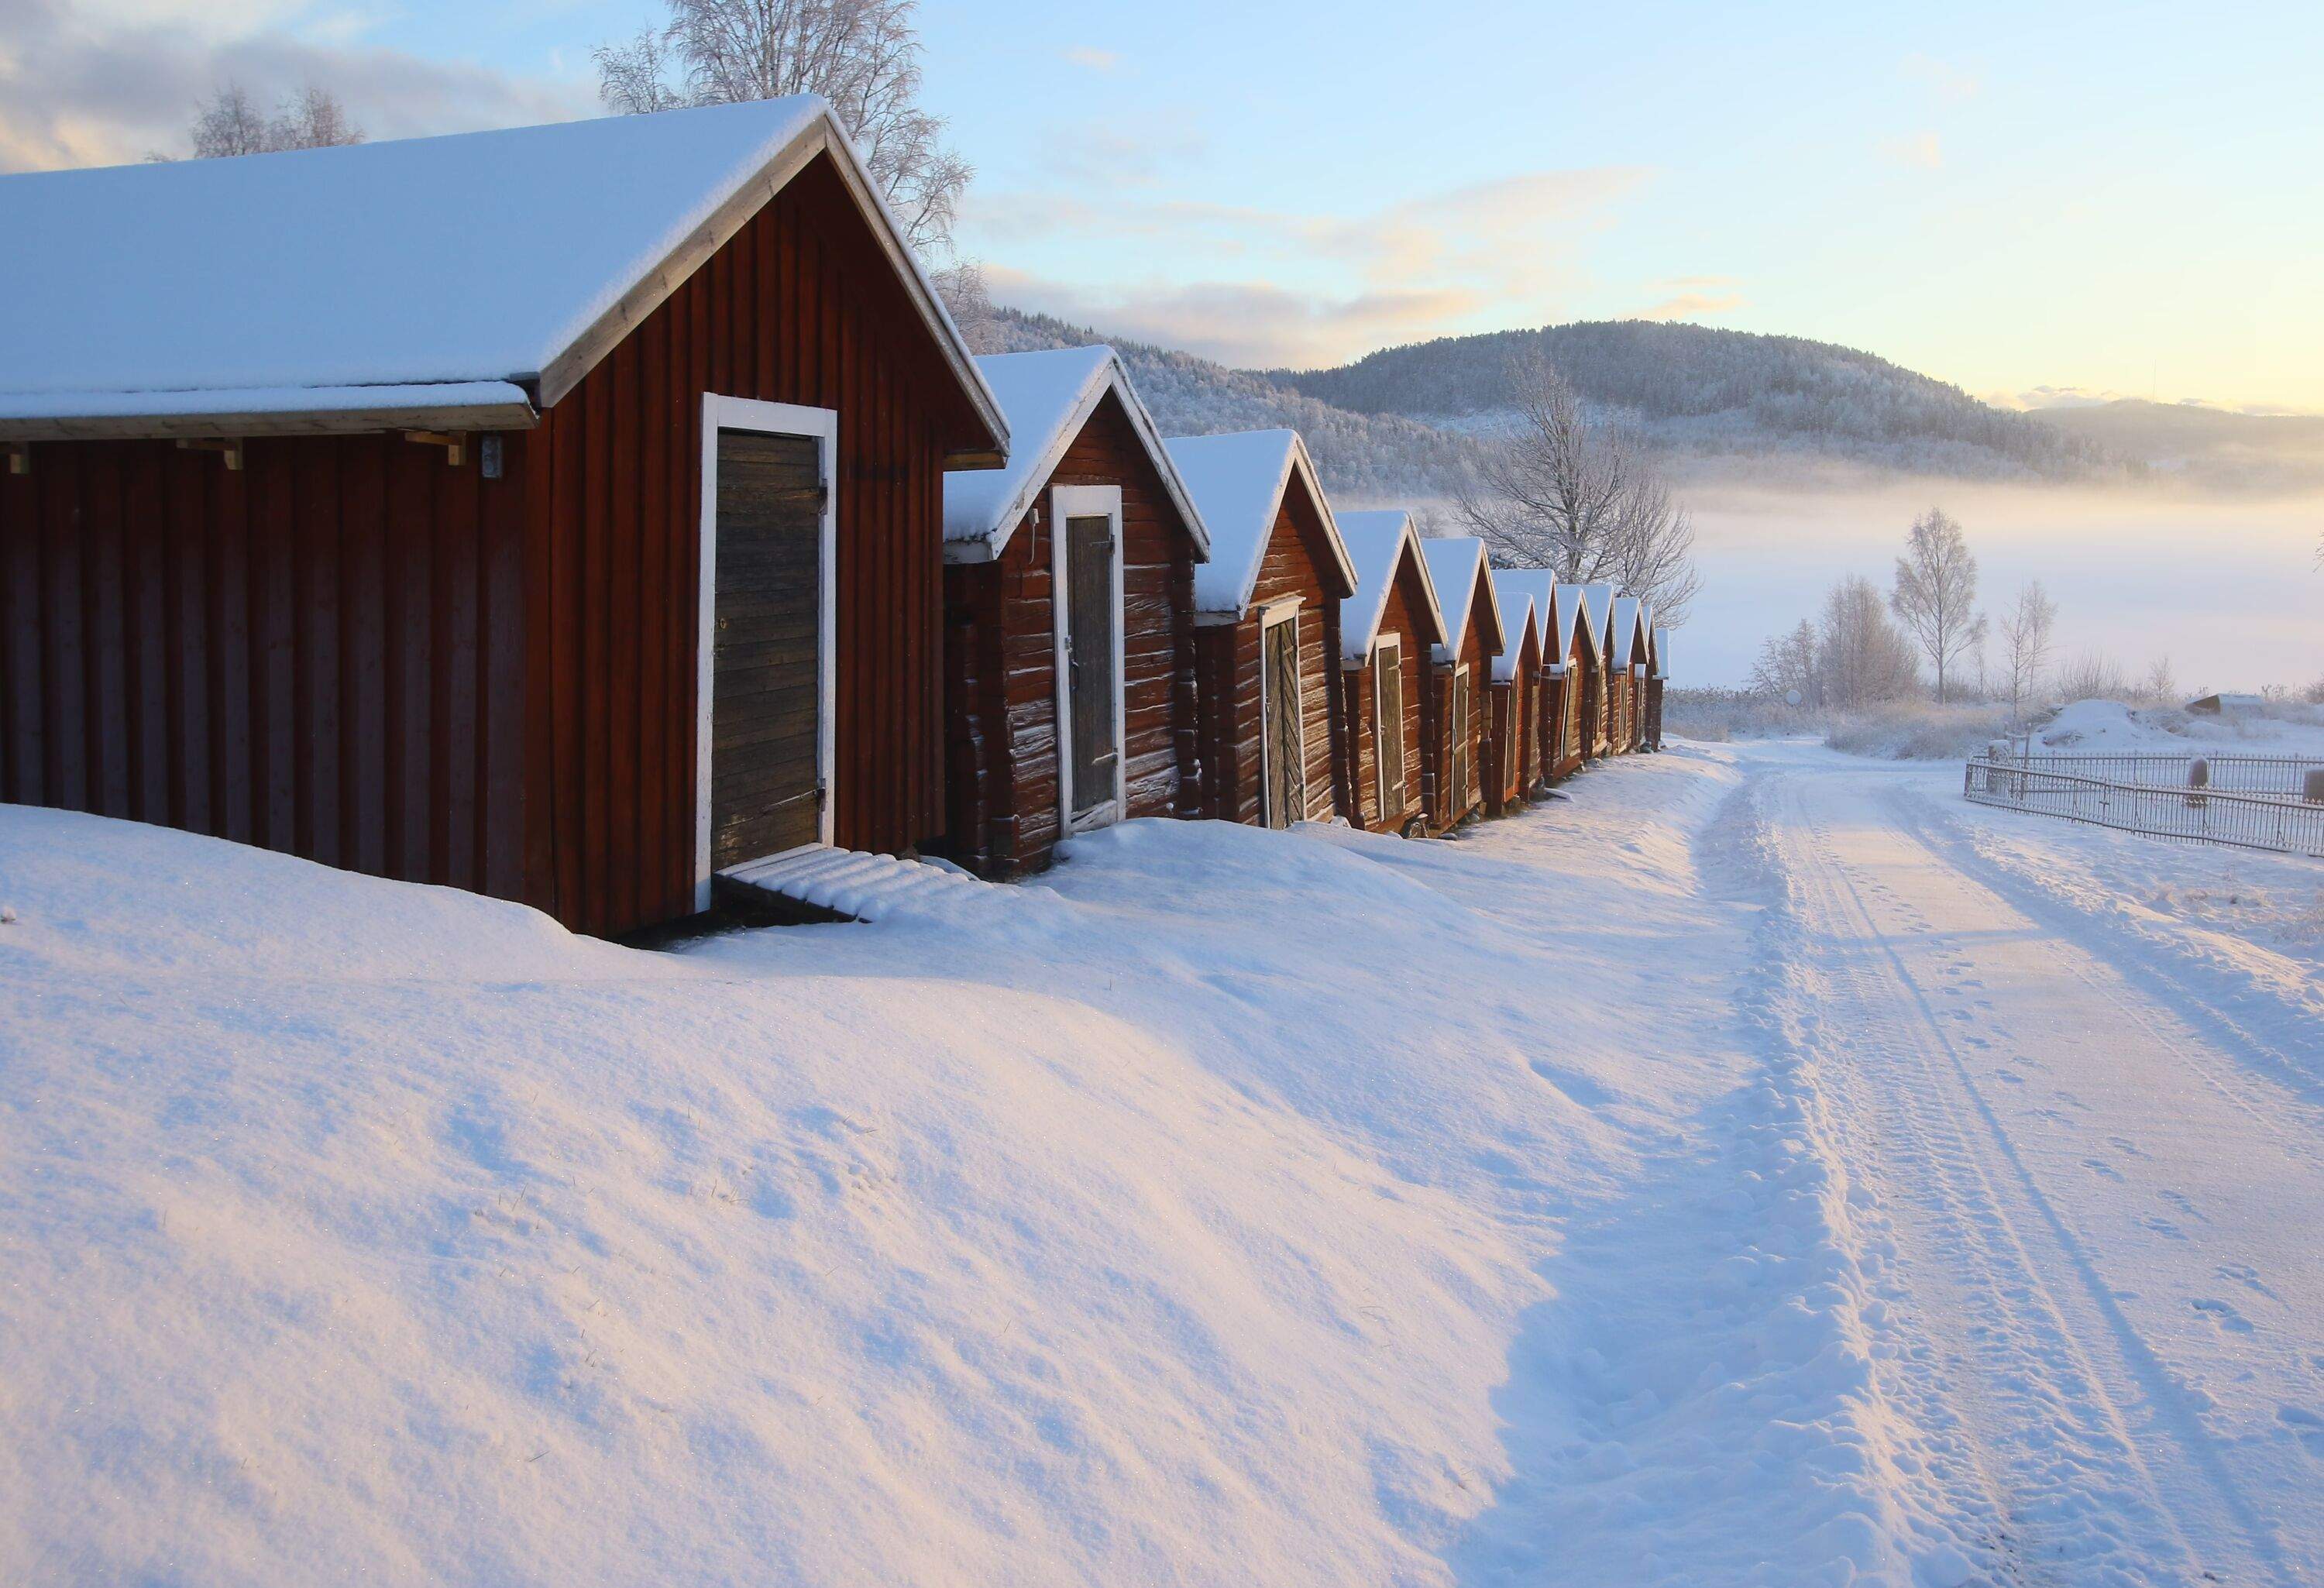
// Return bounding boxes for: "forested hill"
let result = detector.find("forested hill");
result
[975,308,1485,500]
[1265,321,2123,481]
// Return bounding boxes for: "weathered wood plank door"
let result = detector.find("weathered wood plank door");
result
[1261,616,1303,829]
[1376,645,1405,822]
[710,428,823,869]
[1449,666,1471,815]
[1064,513,1118,824]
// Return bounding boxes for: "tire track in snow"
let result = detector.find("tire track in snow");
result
[1757,761,2305,1585]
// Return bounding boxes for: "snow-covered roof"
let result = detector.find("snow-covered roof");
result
[0,98,1006,455]
[1333,510,1447,665]
[1418,537,1505,667]
[1547,582,1589,668]
[1611,596,1645,667]
[1493,569,1559,675]
[942,346,1208,563]
[1164,429,1355,617]
[1652,626,1671,680]
[1573,583,1617,658]
[1487,572,1543,684]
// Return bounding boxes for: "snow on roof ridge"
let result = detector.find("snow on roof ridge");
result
[941,345,1208,562]
[0,98,1006,452]
[1418,536,1504,665]
[1334,509,1447,664]
[1489,570,1545,682]
[1165,429,1353,616]
[1611,595,1644,666]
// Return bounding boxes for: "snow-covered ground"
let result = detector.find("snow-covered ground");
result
[4,737,2320,1585]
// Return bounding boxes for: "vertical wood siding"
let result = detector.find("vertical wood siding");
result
[1194,493,1346,825]
[0,433,526,898]
[1339,565,1430,831]
[940,393,1199,876]
[525,154,977,935]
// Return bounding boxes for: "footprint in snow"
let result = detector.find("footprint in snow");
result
[2143,1217,2187,1241]
[2082,1157,2126,1182]
[2192,1298,2257,1335]
[2276,1407,2324,1456]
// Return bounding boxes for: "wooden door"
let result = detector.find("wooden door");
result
[710,429,823,869]
[1261,617,1303,829]
[1450,667,1471,814]
[1064,514,1119,823]
[1376,647,1406,821]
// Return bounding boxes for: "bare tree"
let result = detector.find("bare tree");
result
[1820,576,1921,708]
[2142,655,2178,705]
[1748,619,1821,706]
[1454,345,1700,623]
[182,82,365,159]
[1890,507,1985,702]
[1996,580,2057,725]
[596,0,971,254]
[931,258,1004,354]
[2053,650,2133,703]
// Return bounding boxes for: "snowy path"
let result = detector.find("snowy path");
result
[1744,746,2324,1585]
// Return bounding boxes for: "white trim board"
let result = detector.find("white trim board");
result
[696,394,840,913]
[1257,600,1308,829]
[1373,631,1406,822]
[1049,483,1129,835]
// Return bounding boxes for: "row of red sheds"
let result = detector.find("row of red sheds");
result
[0,96,1668,935]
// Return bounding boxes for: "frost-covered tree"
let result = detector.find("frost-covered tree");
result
[1996,580,2057,725]
[931,259,1002,354]
[596,0,970,254]
[181,83,364,159]
[1890,507,1985,702]
[2141,655,2178,706]
[1452,347,1700,624]
[1748,620,1821,706]
[1820,576,1920,708]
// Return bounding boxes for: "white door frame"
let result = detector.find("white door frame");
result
[1050,483,1127,834]
[694,394,839,911]
[1373,632,1404,820]
[1257,597,1307,827]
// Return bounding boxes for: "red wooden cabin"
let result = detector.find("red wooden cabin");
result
[1416,538,1508,833]
[1570,583,1618,761]
[1331,510,1446,836]
[1610,595,1649,753]
[939,347,1210,876]
[0,100,1008,937]
[1545,583,1599,776]
[1484,573,1545,816]
[1645,625,1670,750]
[1163,431,1356,829]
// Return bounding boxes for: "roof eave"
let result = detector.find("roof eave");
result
[0,394,540,442]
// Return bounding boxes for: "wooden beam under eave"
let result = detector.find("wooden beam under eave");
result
[0,401,541,444]
[942,449,1007,470]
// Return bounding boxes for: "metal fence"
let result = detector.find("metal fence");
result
[1996,749,2324,798]
[1964,755,2324,858]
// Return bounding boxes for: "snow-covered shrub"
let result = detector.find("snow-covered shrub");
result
[1820,701,2013,760]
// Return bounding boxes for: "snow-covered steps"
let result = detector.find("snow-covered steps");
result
[715,846,992,925]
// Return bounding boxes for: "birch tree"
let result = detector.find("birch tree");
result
[1890,507,1986,702]
[1821,576,1921,708]
[1996,580,2057,725]
[597,0,971,254]
[182,84,365,158]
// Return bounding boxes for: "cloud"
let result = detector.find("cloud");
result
[1636,281,1744,321]
[964,162,1647,366]
[1062,46,1119,72]
[983,265,1487,370]
[1880,131,1944,170]
[1032,115,1208,189]
[1904,53,1982,102]
[0,0,593,173]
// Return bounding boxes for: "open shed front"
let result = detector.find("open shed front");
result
[0,101,1007,938]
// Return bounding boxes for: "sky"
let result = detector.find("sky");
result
[2,0,2320,413]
